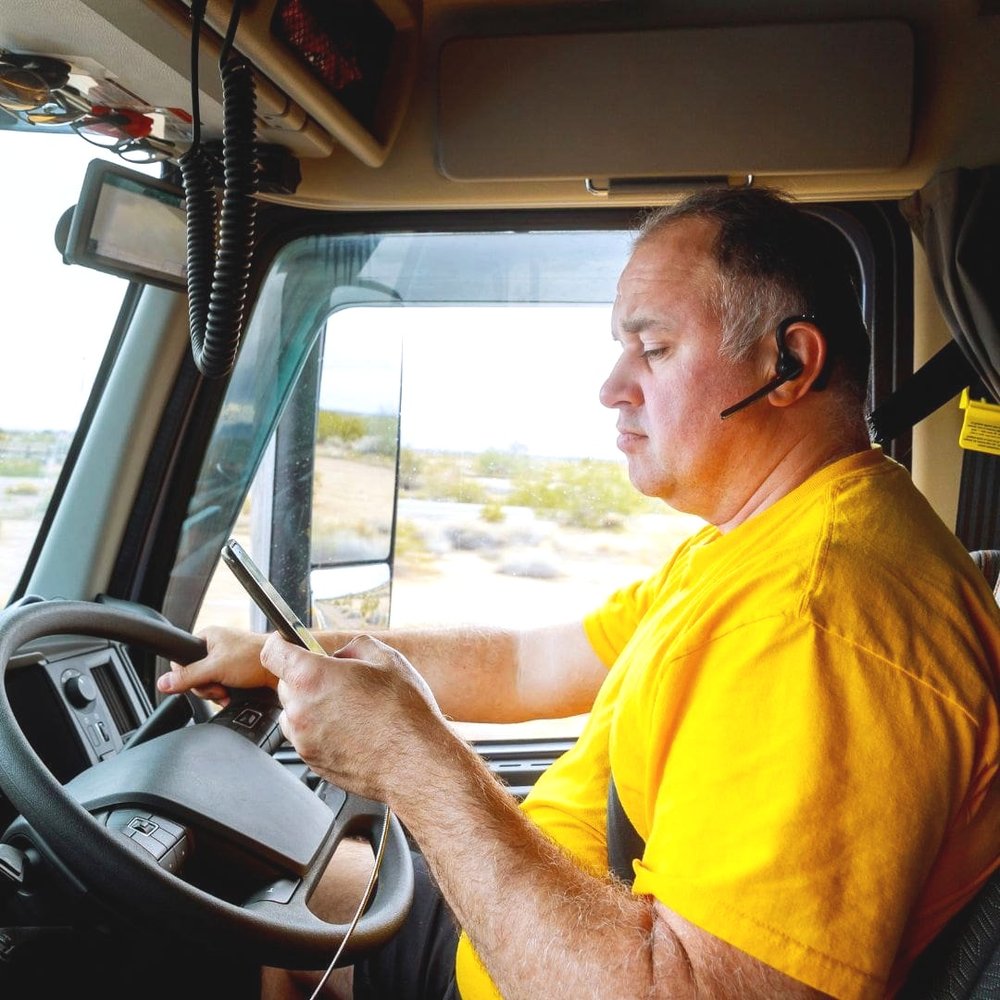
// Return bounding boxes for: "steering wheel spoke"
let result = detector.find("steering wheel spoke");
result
[247,792,412,960]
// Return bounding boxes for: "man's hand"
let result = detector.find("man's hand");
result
[156,625,273,705]
[261,633,447,803]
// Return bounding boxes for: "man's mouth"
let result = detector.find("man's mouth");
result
[616,427,645,451]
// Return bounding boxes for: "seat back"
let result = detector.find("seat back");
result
[899,549,1000,999]
[899,871,1000,998]
[970,549,1000,596]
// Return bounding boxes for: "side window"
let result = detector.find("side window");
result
[0,134,158,607]
[180,214,885,738]
[317,304,701,622]
[310,304,705,738]
[310,311,401,628]
[191,228,708,738]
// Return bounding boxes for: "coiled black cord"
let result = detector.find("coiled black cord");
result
[179,0,258,380]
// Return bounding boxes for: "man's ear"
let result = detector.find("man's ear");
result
[768,320,827,408]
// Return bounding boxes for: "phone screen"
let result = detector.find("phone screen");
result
[221,538,327,655]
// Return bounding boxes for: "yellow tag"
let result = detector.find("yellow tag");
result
[958,387,1000,455]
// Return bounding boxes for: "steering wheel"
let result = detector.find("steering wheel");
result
[0,599,414,969]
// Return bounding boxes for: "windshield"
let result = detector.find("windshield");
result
[0,131,157,605]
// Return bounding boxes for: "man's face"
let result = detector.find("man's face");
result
[601,217,768,521]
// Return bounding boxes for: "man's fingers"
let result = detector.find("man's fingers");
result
[333,633,393,663]
[157,662,190,693]
[260,632,324,679]
[157,661,223,699]
[190,683,229,703]
[334,635,439,710]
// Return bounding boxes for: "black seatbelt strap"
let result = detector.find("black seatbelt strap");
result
[868,340,976,445]
[607,775,645,885]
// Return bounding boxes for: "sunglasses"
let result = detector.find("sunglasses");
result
[0,53,71,112]
[73,126,177,163]
[1,53,184,163]
[67,106,178,162]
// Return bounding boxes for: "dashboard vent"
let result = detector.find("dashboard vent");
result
[91,661,139,737]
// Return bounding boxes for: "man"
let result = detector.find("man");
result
[159,187,1000,999]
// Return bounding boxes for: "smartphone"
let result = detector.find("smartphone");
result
[221,537,327,655]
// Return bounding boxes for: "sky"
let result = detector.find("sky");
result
[0,130,625,461]
[324,305,623,460]
[0,130,158,432]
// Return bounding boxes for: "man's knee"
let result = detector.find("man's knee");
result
[259,839,375,1000]
[309,838,378,924]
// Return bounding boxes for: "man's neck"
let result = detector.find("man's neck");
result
[713,425,871,534]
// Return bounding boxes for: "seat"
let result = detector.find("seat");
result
[970,549,1000,594]
[898,549,1000,1000]
[900,871,1000,998]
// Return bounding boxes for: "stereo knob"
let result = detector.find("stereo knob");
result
[63,670,98,709]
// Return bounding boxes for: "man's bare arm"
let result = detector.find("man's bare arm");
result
[330,621,605,722]
[160,620,607,725]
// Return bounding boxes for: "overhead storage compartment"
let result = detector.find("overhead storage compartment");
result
[437,20,914,183]
[70,0,421,164]
[207,0,422,166]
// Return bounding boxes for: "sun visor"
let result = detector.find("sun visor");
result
[437,21,914,183]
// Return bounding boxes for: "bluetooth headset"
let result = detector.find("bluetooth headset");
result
[719,314,815,420]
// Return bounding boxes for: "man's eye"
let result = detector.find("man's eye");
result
[641,346,668,361]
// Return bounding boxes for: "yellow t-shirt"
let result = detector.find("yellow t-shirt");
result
[455,448,1000,999]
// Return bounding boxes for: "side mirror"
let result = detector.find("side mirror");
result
[311,564,392,630]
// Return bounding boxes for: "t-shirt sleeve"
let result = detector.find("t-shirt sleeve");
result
[584,555,686,666]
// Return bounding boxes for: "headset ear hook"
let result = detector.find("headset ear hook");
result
[719,314,813,420]
[774,315,807,381]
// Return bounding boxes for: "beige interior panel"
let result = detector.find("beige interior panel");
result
[438,21,915,183]
[909,234,963,527]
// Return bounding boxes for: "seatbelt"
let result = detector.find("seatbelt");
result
[607,775,645,885]
[868,340,977,446]
[867,341,998,548]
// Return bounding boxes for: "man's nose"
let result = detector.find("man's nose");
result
[599,354,640,409]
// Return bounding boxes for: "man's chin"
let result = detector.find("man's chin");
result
[625,464,668,500]
[627,465,689,509]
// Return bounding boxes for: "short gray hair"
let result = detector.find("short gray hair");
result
[634,187,870,398]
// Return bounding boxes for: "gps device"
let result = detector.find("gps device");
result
[221,537,327,655]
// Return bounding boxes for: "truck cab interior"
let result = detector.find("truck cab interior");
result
[0,1,998,997]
